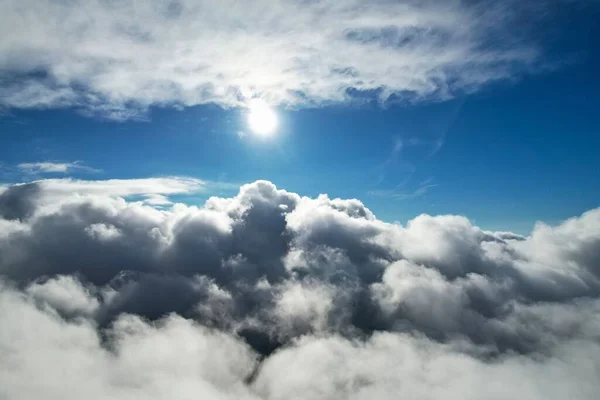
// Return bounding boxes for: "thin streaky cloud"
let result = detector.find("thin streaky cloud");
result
[368,183,438,200]
[373,138,413,187]
[4,176,242,209]
[17,161,102,174]
[5,177,206,209]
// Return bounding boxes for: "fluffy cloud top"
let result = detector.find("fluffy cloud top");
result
[0,178,599,399]
[0,0,541,118]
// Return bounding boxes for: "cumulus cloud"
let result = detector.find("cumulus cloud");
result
[0,178,599,398]
[0,0,544,118]
[25,274,100,317]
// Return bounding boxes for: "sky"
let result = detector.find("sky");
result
[1,0,598,233]
[1,1,600,399]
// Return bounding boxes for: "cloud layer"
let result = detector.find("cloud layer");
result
[0,178,599,399]
[0,0,541,118]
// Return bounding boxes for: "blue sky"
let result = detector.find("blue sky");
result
[1,0,599,234]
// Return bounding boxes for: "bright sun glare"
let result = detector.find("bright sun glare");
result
[247,99,278,136]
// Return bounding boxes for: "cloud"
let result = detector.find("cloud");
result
[0,0,543,118]
[18,161,101,174]
[0,177,210,223]
[0,178,599,398]
[253,332,600,400]
[1,277,599,400]
[143,194,173,206]
[369,175,438,200]
[34,177,204,197]
[368,183,437,200]
[25,275,100,318]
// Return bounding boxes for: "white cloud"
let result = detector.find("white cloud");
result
[0,177,210,220]
[272,280,337,337]
[0,287,258,400]
[253,332,600,400]
[18,161,101,174]
[0,0,540,118]
[25,275,100,318]
[1,281,599,400]
[1,178,600,398]
[85,223,123,241]
[368,183,437,200]
[36,176,204,202]
[143,194,174,206]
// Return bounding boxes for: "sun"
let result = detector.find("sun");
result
[247,99,278,136]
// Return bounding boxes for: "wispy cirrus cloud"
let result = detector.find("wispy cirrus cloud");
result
[0,0,544,119]
[17,161,101,174]
[368,180,438,200]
